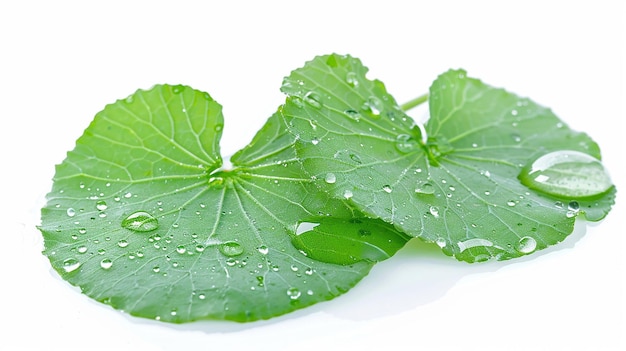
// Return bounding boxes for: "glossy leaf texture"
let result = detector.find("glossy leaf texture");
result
[39,84,409,323]
[282,54,615,263]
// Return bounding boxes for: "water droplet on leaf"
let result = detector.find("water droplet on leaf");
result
[121,211,159,232]
[62,258,80,273]
[303,91,322,109]
[324,173,336,184]
[516,236,537,254]
[100,259,113,270]
[219,241,244,257]
[519,150,612,198]
[395,134,419,153]
[346,71,359,87]
[96,201,108,211]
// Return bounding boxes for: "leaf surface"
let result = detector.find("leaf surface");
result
[39,84,409,323]
[282,54,615,262]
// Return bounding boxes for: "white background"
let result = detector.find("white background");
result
[1,1,624,350]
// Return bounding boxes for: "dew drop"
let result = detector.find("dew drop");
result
[343,189,353,199]
[176,245,186,254]
[117,239,129,248]
[358,229,371,236]
[346,71,359,87]
[519,150,612,198]
[311,137,320,145]
[219,241,244,257]
[516,236,537,254]
[121,211,159,232]
[100,259,113,270]
[303,91,322,109]
[429,206,440,218]
[62,258,81,273]
[152,266,160,273]
[257,245,269,255]
[395,134,419,154]
[66,208,76,217]
[77,245,88,254]
[171,85,184,94]
[343,109,361,121]
[287,287,301,300]
[361,96,383,117]
[435,237,447,248]
[382,185,392,193]
[415,181,435,195]
[507,200,517,207]
[324,173,337,184]
[96,200,108,211]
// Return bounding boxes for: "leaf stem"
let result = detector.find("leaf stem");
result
[400,93,429,112]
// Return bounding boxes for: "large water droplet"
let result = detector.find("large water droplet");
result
[519,150,612,198]
[219,241,244,257]
[516,236,537,254]
[121,211,159,232]
[96,201,108,211]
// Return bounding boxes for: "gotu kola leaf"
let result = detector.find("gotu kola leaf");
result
[282,54,615,263]
[39,84,409,323]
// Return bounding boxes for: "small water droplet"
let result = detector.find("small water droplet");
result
[382,185,392,193]
[219,241,244,257]
[358,229,371,236]
[121,211,159,232]
[66,208,76,217]
[77,245,88,254]
[100,259,113,270]
[344,109,361,121]
[429,206,440,218]
[78,228,87,234]
[415,181,435,195]
[195,244,205,253]
[361,96,383,118]
[257,245,269,255]
[395,134,419,153]
[117,239,129,248]
[176,245,186,254]
[507,200,516,207]
[303,91,322,109]
[349,153,362,164]
[287,287,301,300]
[171,85,184,94]
[311,137,320,145]
[324,173,336,184]
[516,236,537,254]
[346,71,359,87]
[519,150,612,198]
[435,237,447,248]
[95,201,108,211]
[343,189,353,199]
[152,266,160,273]
[62,258,81,273]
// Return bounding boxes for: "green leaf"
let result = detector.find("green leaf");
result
[282,54,616,263]
[39,84,409,323]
